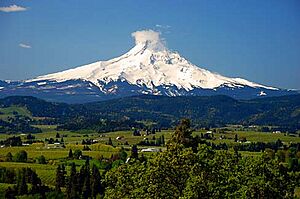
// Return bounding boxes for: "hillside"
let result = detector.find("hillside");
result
[0,95,299,133]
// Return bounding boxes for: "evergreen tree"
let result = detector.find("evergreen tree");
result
[68,149,73,159]
[77,165,85,195]
[67,163,78,199]
[29,169,41,194]
[161,135,165,146]
[168,119,193,149]
[234,134,238,142]
[108,137,113,146]
[55,165,66,192]
[91,164,103,198]
[73,149,82,159]
[82,173,91,199]
[14,150,27,162]
[5,152,13,162]
[131,145,138,159]
[17,168,28,195]
[37,155,46,164]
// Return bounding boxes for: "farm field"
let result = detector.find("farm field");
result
[0,124,299,197]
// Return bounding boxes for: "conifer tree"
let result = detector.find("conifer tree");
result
[108,137,113,146]
[82,173,91,199]
[17,168,28,195]
[67,163,78,199]
[68,149,73,159]
[91,164,103,198]
[55,165,66,192]
[131,145,138,159]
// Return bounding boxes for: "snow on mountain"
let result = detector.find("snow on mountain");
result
[29,30,276,93]
[0,30,296,103]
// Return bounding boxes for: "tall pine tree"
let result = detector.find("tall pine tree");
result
[67,163,78,199]
[91,164,103,198]
[55,165,66,192]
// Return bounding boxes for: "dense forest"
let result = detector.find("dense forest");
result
[0,94,299,133]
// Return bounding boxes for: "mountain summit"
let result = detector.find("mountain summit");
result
[0,30,296,103]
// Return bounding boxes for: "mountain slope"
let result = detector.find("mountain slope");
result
[0,30,296,103]
[1,95,299,132]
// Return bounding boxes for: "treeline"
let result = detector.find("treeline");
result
[1,167,50,198]
[55,161,104,198]
[0,116,41,134]
[1,95,300,133]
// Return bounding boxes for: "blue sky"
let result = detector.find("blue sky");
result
[0,0,299,89]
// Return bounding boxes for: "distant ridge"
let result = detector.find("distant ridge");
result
[1,94,299,131]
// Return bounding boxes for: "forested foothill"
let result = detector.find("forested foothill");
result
[0,95,300,198]
[0,94,299,133]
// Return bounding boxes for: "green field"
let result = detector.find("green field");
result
[0,124,300,196]
[0,106,32,121]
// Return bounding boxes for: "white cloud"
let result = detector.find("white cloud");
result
[132,30,161,45]
[19,43,31,49]
[131,29,166,51]
[0,5,27,12]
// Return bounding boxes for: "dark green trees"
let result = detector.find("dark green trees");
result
[73,149,82,159]
[104,119,298,199]
[5,152,13,162]
[91,164,104,197]
[66,160,103,199]
[55,165,66,192]
[131,145,138,159]
[68,149,73,159]
[67,162,78,199]
[16,168,27,195]
[82,160,91,199]
[36,155,46,164]
[107,137,113,146]
[168,119,193,148]
[14,150,27,162]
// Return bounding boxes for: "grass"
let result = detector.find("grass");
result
[0,162,57,186]
[0,106,32,121]
[193,130,300,144]
[1,124,300,191]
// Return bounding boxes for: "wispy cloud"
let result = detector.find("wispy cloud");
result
[155,24,171,29]
[19,43,31,49]
[0,5,27,13]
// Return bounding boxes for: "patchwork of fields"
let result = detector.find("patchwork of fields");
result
[0,123,300,197]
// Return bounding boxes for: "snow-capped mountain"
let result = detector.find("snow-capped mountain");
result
[0,30,296,103]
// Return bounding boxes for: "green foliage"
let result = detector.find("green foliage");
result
[131,145,138,159]
[104,120,298,198]
[55,165,66,192]
[91,164,104,198]
[104,144,298,199]
[73,149,82,159]
[14,150,27,162]
[5,152,13,162]
[36,155,46,164]
[16,168,28,195]
[1,95,300,133]
[68,149,73,159]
